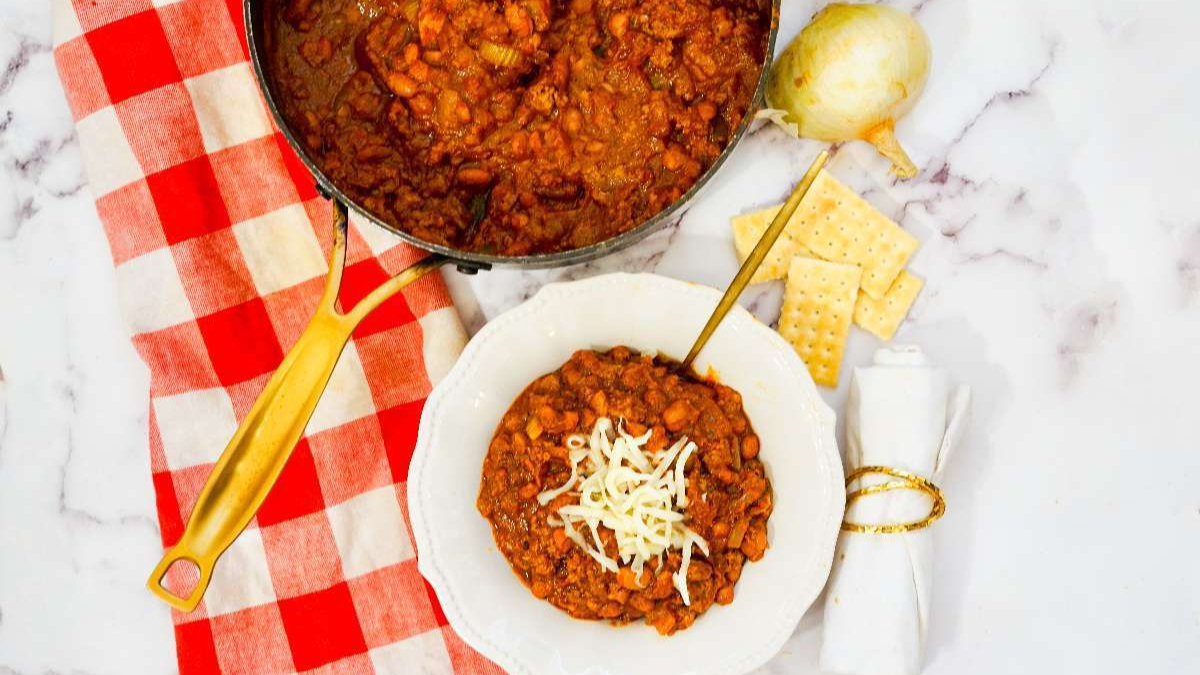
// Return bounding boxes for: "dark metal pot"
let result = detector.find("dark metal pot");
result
[245,0,782,272]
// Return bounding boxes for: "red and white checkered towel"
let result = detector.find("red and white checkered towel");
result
[52,1,502,673]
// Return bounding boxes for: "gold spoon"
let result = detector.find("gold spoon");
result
[679,149,829,373]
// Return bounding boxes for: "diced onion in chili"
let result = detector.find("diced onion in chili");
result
[479,40,521,68]
[523,0,546,26]
[537,415,708,605]
[401,0,419,22]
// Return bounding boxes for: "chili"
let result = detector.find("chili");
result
[266,0,770,255]
[477,347,773,634]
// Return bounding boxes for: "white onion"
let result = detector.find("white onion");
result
[765,3,932,178]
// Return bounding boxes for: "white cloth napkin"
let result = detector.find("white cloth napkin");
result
[820,345,971,675]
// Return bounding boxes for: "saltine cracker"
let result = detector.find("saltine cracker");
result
[779,256,862,387]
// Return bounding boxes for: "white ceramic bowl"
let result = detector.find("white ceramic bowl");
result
[409,273,843,675]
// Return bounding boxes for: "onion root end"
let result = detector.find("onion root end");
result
[864,120,918,179]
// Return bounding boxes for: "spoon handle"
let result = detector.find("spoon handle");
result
[680,149,829,372]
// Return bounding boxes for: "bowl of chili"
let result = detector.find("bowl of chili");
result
[409,273,844,675]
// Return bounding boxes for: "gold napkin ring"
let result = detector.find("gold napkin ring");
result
[841,465,946,534]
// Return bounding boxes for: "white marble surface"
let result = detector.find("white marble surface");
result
[2,0,1198,674]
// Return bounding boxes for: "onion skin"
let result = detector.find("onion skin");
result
[767,3,931,178]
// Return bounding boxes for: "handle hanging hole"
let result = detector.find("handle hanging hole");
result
[157,557,202,599]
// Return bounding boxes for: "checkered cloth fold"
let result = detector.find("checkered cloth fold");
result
[52,1,502,673]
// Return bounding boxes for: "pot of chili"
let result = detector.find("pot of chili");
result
[147,0,780,612]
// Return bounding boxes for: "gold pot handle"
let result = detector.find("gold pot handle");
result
[147,202,448,612]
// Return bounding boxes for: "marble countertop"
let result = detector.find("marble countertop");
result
[2,0,1198,673]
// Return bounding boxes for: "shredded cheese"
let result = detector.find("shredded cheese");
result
[535,416,708,605]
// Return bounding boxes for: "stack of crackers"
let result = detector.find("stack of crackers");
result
[731,170,922,387]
